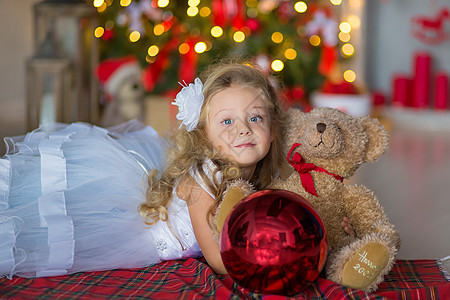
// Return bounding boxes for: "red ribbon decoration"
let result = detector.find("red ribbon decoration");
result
[178,37,199,85]
[318,45,337,76]
[212,0,245,29]
[287,143,343,196]
[142,36,180,92]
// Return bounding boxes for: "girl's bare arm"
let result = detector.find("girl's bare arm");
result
[177,177,227,274]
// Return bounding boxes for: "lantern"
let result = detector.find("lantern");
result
[26,0,99,130]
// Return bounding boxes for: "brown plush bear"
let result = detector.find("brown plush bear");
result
[214,107,401,292]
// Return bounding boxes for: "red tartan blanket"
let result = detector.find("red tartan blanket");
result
[1,259,449,299]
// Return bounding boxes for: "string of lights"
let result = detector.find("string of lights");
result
[91,0,361,96]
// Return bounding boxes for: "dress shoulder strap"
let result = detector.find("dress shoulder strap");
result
[189,159,222,199]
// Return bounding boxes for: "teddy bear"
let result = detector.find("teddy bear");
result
[214,107,401,292]
[95,55,146,127]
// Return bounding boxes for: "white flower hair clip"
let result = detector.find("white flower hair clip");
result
[171,77,204,132]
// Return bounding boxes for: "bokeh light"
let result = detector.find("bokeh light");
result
[271,60,284,72]
[200,7,211,17]
[294,1,307,13]
[330,0,342,5]
[338,32,351,42]
[179,43,190,54]
[347,15,361,28]
[93,0,104,7]
[147,45,159,56]
[94,27,104,38]
[129,31,140,42]
[233,31,246,42]
[339,22,351,33]
[271,32,283,43]
[120,0,131,7]
[158,0,169,8]
[153,24,165,36]
[188,0,200,6]
[309,35,321,46]
[342,43,354,56]
[284,48,297,60]
[343,70,356,82]
[194,41,207,53]
[187,6,199,16]
[211,26,223,38]
[97,3,107,12]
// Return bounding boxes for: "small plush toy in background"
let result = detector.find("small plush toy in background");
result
[220,189,328,296]
[95,56,145,127]
[216,107,400,292]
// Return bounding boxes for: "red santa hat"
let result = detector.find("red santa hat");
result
[95,55,141,98]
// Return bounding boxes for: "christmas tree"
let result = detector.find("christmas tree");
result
[93,0,344,103]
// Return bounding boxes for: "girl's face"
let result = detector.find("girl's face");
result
[206,86,273,174]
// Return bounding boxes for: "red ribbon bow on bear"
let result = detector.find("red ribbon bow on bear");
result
[287,143,343,196]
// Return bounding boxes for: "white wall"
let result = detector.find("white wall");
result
[0,0,39,155]
[365,0,450,99]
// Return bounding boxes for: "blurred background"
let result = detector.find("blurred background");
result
[0,0,449,260]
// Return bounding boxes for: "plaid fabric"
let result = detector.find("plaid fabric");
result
[1,259,449,299]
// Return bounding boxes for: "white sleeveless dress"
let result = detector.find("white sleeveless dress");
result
[0,120,212,279]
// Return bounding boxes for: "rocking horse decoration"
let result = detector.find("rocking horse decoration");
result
[411,7,450,45]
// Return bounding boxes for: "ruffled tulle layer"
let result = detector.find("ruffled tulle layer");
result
[0,120,169,278]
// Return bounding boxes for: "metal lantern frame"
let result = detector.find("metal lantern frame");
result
[27,0,99,130]
[26,56,73,130]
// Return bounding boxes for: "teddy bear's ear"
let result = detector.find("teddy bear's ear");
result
[286,108,306,121]
[283,107,307,140]
[360,117,389,162]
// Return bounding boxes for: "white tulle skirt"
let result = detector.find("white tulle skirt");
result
[0,120,170,278]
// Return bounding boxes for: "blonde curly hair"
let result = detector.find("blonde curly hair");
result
[139,61,286,226]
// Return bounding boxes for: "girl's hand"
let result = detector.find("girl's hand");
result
[341,216,356,237]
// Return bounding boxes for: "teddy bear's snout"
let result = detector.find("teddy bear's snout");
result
[316,122,327,133]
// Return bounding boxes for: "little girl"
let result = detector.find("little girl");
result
[0,62,353,278]
[139,62,354,274]
[139,62,287,274]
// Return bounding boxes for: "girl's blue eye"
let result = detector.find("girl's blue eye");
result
[222,119,234,125]
[250,115,262,122]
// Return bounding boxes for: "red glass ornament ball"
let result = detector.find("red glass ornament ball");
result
[220,189,328,296]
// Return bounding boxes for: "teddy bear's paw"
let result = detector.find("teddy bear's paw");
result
[213,181,255,239]
[373,221,401,250]
[215,187,245,233]
[341,242,390,291]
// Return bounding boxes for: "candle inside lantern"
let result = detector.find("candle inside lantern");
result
[434,72,448,110]
[39,76,56,132]
[412,52,431,109]
[392,74,411,107]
